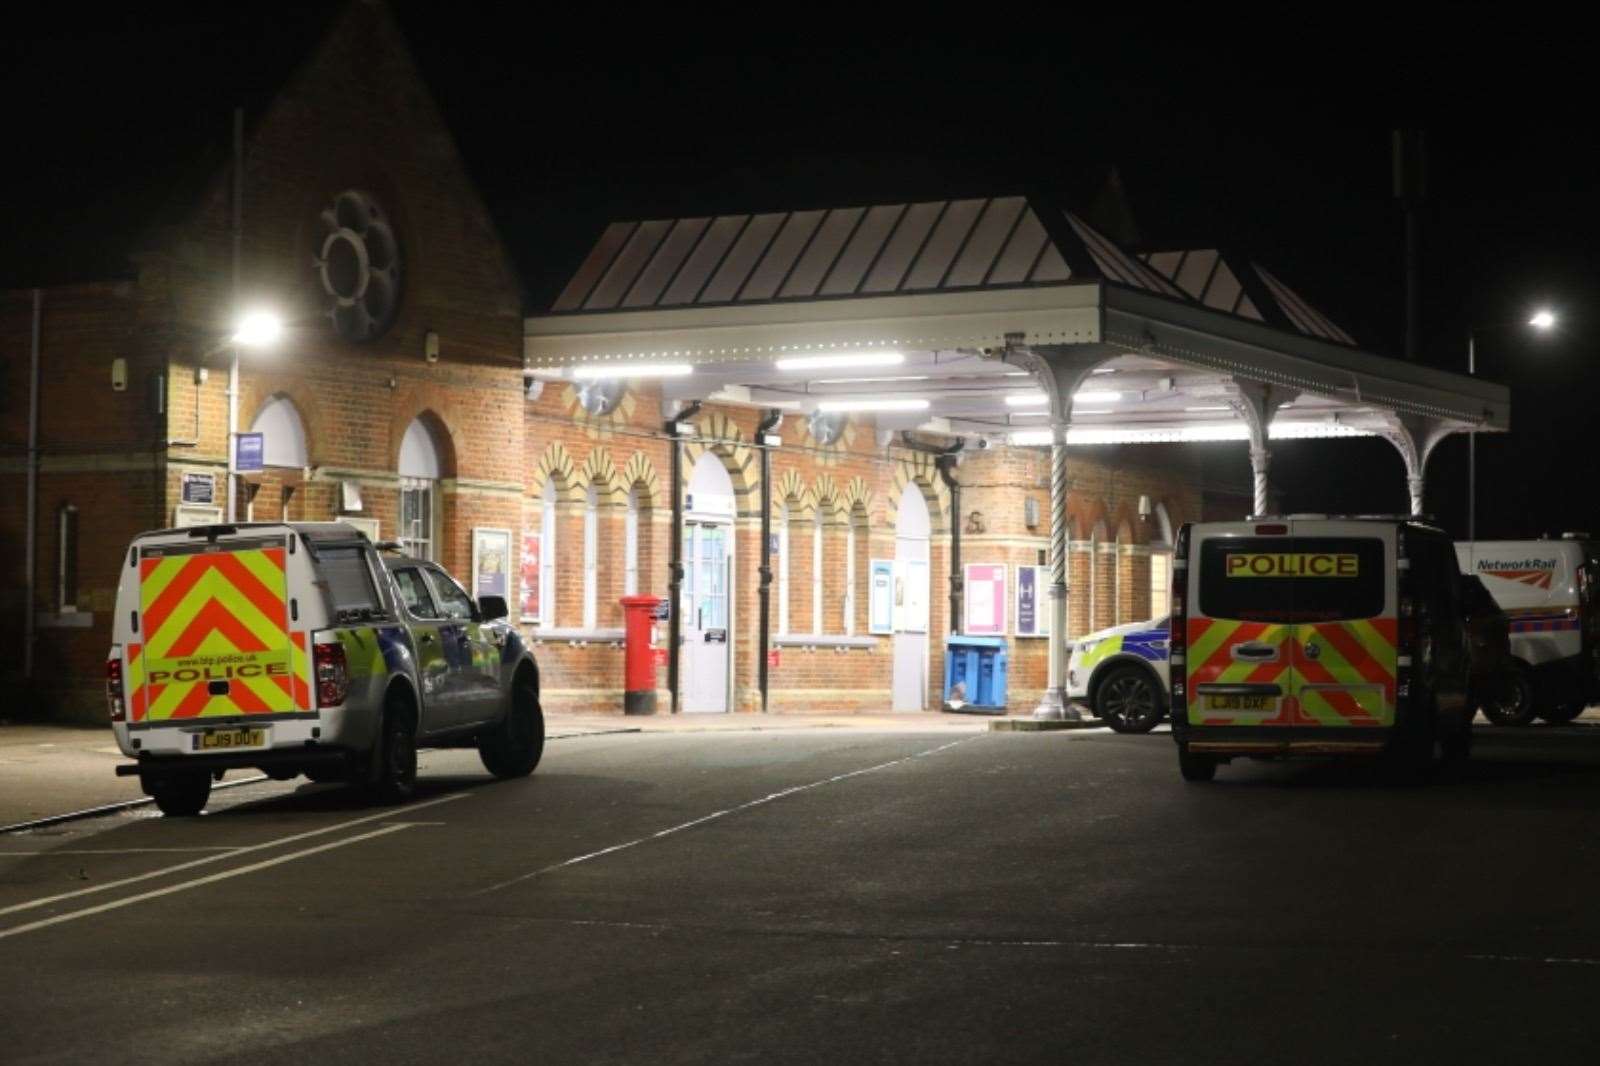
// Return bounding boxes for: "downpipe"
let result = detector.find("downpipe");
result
[665,401,701,715]
[755,409,783,713]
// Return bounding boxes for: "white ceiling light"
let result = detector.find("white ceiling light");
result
[1184,405,1231,412]
[231,311,284,349]
[817,397,929,413]
[775,351,904,371]
[572,362,694,379]
[1006,389,1121,407]
[1073,390,1121,404]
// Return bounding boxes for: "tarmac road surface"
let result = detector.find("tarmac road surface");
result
[4,724,1600,1064]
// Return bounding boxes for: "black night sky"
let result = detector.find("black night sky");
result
[7,7,1596,538]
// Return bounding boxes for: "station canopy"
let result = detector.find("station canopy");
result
[526,195,1508,459]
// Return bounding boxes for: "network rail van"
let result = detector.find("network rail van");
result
[105,522,544,815]
[1169,516,1472,782]
[1455,536,1600,724]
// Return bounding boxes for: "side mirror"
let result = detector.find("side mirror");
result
[477,595,509,622]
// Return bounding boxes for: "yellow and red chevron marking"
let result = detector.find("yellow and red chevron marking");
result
[1186,616,1395,727]
[135,546,309,721]
[1483,568,1554,589]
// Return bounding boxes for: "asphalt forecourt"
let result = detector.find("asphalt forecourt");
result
[7,727,1600,1065]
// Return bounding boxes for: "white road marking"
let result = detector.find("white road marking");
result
[1467,953,1600,967]
[0,847,245,856]
[0,823,417,941]
[474,736,976,896]
[0,792,467,918]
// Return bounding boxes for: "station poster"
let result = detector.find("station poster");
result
[1015,564,1050,638]
[473,527,512,603]
[519,530,541,621]
[964,563,1007,636]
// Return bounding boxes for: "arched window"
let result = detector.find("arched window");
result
[540,479,557,624]
[777,502,790,635]
[579,483,598,630]
[624,485,639,596]
[398,418,442,560]
[844,519,857,634]
[249,395,309,468]
[812,510,823,634]
[1149,502,1174,619]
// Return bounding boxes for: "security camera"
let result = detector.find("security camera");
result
[974,436,993,450]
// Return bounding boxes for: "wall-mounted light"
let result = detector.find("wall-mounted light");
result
[816,397,928,413]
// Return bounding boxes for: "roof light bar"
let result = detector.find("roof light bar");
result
[816,398,929,413]
[775,351,904,372]
[572,362,694,380]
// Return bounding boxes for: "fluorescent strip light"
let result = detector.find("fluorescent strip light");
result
[817,398,929,413]
[1184,405,1230,412]
[1073,390,1121,404]
[775,351,904,372]
[572,362,693,380]
[1009,430,1055,446]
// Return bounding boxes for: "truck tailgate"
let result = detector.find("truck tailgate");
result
[129,535,312,723]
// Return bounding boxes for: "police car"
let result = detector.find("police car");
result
[1066,617,1171,732]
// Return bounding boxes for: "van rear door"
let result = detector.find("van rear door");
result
[1189,524,1394,728]
[130,533,311,725]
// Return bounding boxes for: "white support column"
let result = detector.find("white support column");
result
[1228,380,1293,518]
[999,339,1110,721]
[1249,446,1271,519]
[1382,414,1457,518]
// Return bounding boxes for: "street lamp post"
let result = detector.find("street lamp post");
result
[222,311,284,522]
[1466,309,1556,542]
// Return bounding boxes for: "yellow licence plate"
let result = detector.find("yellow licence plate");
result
[1205,695,1273,711]
[194,728,266,751]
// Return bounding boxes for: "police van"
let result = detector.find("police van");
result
[1169,516,1472,781]
[1455,536,1600,725]
[1066,618,1171,732]
[105,522,544,815]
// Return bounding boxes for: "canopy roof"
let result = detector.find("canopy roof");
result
[528,195,1508,450]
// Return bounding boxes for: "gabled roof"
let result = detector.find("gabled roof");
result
[548,195,1186,313]
[1139,248,1358,347]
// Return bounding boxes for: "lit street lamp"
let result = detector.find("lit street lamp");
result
[1467,309,1556,541]
[224,310,284,522]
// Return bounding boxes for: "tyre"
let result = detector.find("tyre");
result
[1482,666,1537,727]
[1538,702,1586,724]
[367,692,418,804]
[1096,666,1165,734]
[146,771,212,817]
[1177,747,1217,782]
[479,670,545,779]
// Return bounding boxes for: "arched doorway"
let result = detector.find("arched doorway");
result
[683,452,735,713]
[892,486,931,711]
[246,395,308,522]
[398,417,444,559]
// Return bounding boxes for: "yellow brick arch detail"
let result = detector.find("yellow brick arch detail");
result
[771,468,814,517]
[619,451,663,509]
[681,411,757,506]
[811,473,844,521]
[578,446,622,500]
[889,453,949,533]
[531,441,581,503]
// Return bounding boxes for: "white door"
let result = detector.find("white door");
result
[682,451,736,713]
[683,521,730,712]
[892,488,931,711]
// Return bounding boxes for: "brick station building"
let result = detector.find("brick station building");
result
[8,2,1487,724]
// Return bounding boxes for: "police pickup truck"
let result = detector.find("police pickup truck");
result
[105,522,543,816]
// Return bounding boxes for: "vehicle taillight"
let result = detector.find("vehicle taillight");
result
[106,649,126,722]
[314,640,349,708]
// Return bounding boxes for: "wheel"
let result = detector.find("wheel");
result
[1482,666,1537,726]
[1096,666,1165,734]
[146,771,211,817]
[479,670,545,779]
[367,694,418,804]
[1177,747,1217,782]
[1538,702,1586,724]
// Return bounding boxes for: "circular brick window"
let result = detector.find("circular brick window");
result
[314,190,402,342]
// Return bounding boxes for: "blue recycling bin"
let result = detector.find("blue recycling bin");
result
[943,635,1009,714]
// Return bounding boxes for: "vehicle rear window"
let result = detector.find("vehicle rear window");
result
[317,546,382,619]
[1198,537,1386,623]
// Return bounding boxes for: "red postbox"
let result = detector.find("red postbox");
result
[620,595,664,715]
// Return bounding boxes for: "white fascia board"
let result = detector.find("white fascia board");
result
[524,283,1103,368]
[1103,287,1510,430]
